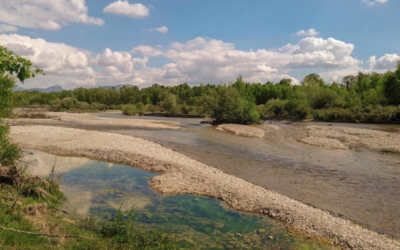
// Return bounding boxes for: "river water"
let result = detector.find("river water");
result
[22,150,337,250]
[97,113,400,239]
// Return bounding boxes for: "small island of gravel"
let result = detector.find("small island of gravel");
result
[215,124,265,138]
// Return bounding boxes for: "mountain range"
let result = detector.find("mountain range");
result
[13,84,137,93]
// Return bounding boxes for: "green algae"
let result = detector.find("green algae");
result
[29,150,339,250]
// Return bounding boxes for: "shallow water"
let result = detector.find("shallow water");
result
[22,150,337,250]
[96,113,400,239]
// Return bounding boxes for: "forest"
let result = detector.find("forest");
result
[13,63,400,125]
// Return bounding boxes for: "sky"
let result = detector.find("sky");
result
[0,0,399,89]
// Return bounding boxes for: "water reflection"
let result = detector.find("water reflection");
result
[22,150,338,250]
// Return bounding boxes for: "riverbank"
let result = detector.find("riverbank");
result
[0,163,183,250]
[215,124,266,138]
[300,125,400,153]
[7,111,181,130]
[9,125,400,250]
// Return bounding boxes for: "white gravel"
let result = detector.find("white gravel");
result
[216,124,265,138]
[302,126,400,153]
[9,125,400,250]
[300,136,348,150]
[6,112,181,130]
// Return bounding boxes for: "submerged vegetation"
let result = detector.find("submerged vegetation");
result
[13,62,400,124]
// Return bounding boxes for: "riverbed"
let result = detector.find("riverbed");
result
[97,113,400,239]
[22,149,337,250]
[8,112,400,249]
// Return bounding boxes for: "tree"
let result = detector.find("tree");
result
[302,74,325,87]
[0,45,43,165]
[212,86,260,124]
[266,99,287,117]
[384,62,400,106]
[162,93,179,114]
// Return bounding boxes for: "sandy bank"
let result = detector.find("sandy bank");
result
[216,124,265,138]
[300,136,348,150]
[6,112,181,130]
[9,125,400,250]
[302,126,400,152]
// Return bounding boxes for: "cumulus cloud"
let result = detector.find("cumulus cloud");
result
[295,28,319,37]
[146,26,169,34]
[0,34,93,75]
[368,54,400,70]
[1,34,397,89]
[0,34,96,89]
[0,0,104,30]
[104,1,149,19]
[362,0,389,7]
[133,36,360,84]
[0,24,18,33]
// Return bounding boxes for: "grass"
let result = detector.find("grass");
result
[0,162,185,250]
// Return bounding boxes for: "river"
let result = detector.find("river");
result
[97,113,400,239]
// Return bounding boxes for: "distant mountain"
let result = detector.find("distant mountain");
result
[13,86,27,92]
[13,85,64,93]
[99,84,136,90]
[12,84,136,93]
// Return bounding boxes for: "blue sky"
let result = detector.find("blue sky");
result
[0,0,399,88]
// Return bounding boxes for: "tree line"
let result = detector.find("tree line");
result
[13,62,400,124]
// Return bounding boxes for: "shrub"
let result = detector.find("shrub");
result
[0,125,19,165]
[285,99,312,119]
[313,106,400,123]
[212,86,260,124]
[265,99,287,117]
[122,105,138,116]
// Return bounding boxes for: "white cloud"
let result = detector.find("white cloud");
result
[0,24,18,33]
[362,0,389,7]
[133,37,360,85]
[295,28,319,37]
[288,37,360,68]
[1,34,396,89]
[368,54,400,70]
[146,26,169,34]
[104,1,149,19]
[0,0,104,30]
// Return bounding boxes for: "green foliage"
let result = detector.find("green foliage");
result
[0,46,43,166]
[313,106,400,123]
[266,99,287,117]
[0,46,43,82]
[122,105,139,116]
[0,125,19,165]
[10,62,400,124]
[162,93,179,114]
[212,85,260,124]
[50,97,107,112]
[384,62,400,105]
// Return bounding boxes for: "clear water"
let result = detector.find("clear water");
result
[95,113,400,239]
[22,150,338,250]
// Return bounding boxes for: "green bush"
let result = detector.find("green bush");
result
[122,105,139,116]
[212,86,260,124]
[285,99,312,119]
[313,106,400,123]
[265,99,287,117]
[0,125,19,165]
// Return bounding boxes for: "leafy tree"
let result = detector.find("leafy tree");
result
[212,86,259,124]
[0,45,43,165]
[384,62,400,106]
[266,99,287,117]
[302,74,325,87]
